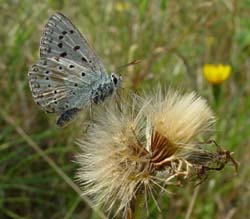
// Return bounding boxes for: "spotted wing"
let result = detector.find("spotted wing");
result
[28,57,94,113]
[40,12,108,80]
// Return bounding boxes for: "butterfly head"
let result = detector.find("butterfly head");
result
[111,73,122,88]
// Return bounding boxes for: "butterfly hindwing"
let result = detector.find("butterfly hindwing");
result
[56,108,81,127]
[28,57,93,113]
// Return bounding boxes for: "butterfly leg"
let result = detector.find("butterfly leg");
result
[83,101,94,133]
[89,100,94,120]
[56,108,81,127]
[114,91,123,113]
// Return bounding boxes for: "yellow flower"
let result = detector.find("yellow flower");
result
[114,1,131,12]
[203,64,231,85]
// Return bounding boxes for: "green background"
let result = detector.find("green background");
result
[0,0,250,218]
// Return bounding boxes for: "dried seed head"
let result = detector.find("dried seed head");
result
[76,99,151,216]
[76,89,215,217]
[147,90,215,156]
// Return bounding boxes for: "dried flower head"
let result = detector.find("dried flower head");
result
[147,90,215,159]
[76,89,215,217]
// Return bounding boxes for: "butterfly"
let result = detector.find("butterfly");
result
[28,13,122,127]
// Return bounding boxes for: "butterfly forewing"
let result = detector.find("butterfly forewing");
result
[40,12,108,76]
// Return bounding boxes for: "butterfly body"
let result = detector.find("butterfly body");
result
[91,73,121,104]
[28,13,122,127]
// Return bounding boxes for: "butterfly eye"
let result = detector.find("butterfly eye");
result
[112,75,118,85]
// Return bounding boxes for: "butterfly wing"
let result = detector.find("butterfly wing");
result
[28,57,95,114]
[28,13,110,126]
[40,12,108,79]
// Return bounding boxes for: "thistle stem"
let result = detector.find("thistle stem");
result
[129,193,145,219]
[212,84,221,105]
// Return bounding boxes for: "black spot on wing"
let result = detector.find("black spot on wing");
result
[74,45,80,51]
[81,57,87,62]
[60,52,67,57]
[58,42,63,48]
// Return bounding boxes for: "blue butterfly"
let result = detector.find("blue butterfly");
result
[28,13,122,127]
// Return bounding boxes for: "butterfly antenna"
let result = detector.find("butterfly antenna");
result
[116,59,142,72]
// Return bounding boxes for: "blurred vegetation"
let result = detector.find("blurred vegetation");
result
[0,0,250,218]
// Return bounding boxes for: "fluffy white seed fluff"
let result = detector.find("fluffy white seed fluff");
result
[147,90,215,152]
[76,89,215,217]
